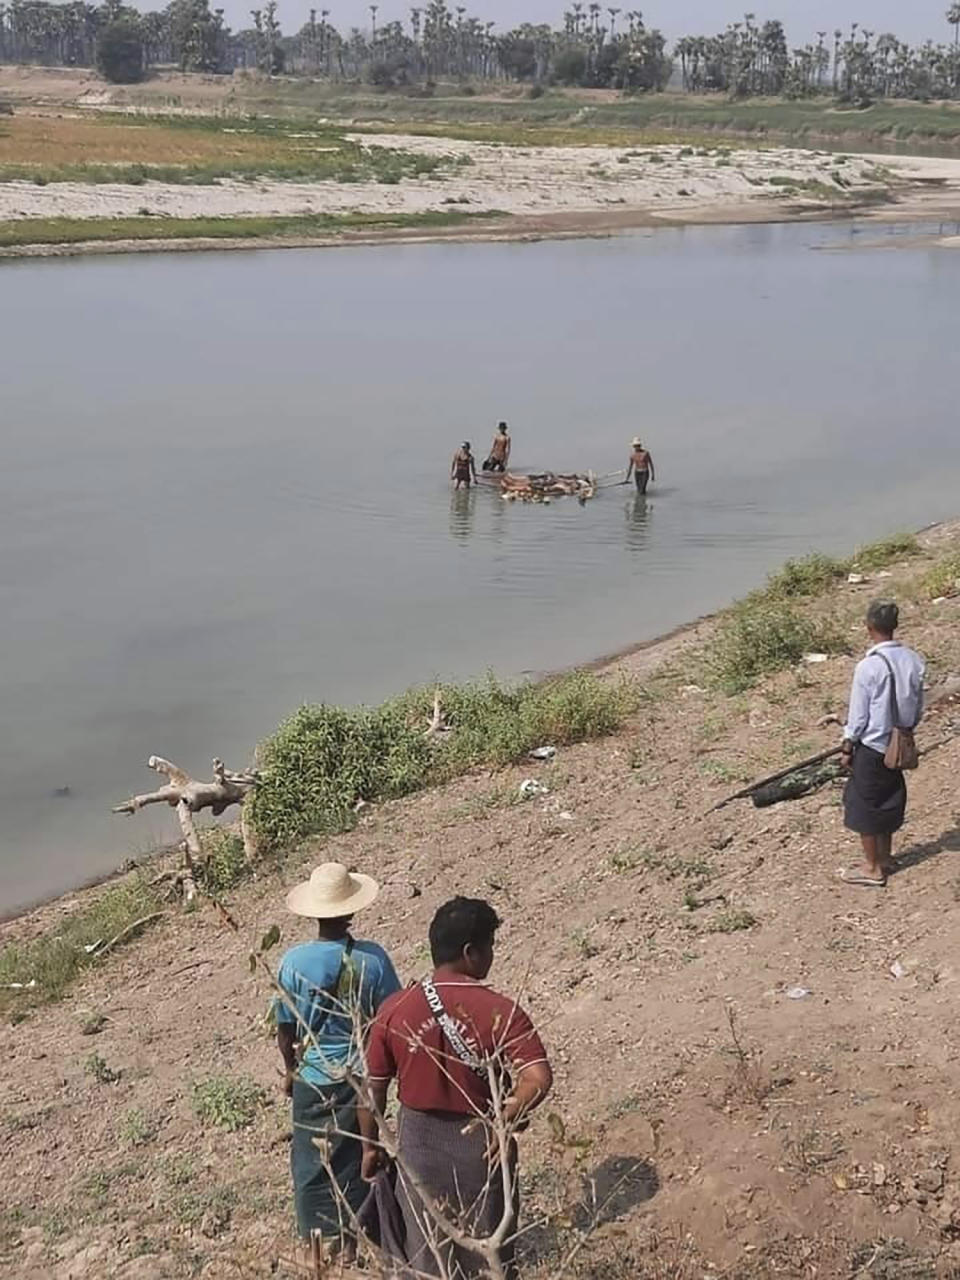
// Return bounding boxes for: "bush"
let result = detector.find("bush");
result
[852,532,919,570]
[553,47,588,86]
[201,828,248,894]
[709,597,845,693]
[764,552,849,599]
[367,60,397,88]
[527,84,545,99]
[250,672,636,851]
[920,552,960,600]
[96,18,146,84]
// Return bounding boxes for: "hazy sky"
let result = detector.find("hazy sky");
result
[240,0,954,45]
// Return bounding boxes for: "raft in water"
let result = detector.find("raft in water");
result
[487,471,599,504]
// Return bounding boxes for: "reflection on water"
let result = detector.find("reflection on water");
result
[3,221,960,906]
[624,496,653,554]
[449,489,476,542]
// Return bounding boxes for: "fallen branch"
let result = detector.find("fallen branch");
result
[90,912,164,959]
[424,688,446,738]
[113,756,260,900]
[706,746,842,815]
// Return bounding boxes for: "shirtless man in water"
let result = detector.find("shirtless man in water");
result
[451,442,477,490]
[626,437,655,494]
[484,422,512,473]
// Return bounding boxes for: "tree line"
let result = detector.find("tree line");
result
[1,0,960,98]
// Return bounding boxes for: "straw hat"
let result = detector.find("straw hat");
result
[632,436,643,448]
[285,862,379,919]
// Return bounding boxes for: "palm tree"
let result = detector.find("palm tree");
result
[607,6,619,38]
[369,2,377,45]
[949,3,960,48]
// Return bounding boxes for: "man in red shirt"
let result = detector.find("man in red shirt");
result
[362,897,552,1278]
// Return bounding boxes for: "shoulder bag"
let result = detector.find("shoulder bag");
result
[875,651,920,771]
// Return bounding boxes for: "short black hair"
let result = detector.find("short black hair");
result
[867,599,899,635]
[429,897,501,966]
[498,421,508,431]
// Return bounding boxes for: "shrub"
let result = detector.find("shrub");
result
[250,700,435,849]
[920,552,960,600]
[191,1075,266,1131]
[527,83,545,99]
[709,908,757,933]
[553,47,588,86]
[764,552,849,599]
[84,1053,121,1084]
[852,532,919,570]
[201,828,248,894]
[96,18,146,84]
[709,598,845,693]
[121,1107,158,1146]
[250,672,636,850]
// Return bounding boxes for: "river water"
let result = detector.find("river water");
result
[3,220,959,911]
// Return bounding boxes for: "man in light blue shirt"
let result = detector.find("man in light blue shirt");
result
[275,862,401,1255]
[840,601,924,887]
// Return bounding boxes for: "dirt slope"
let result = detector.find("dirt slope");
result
[2,528,960,1279]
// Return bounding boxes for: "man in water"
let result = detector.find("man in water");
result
[451,441,477,489]
[484,422,512,473]
[626,437,655,494]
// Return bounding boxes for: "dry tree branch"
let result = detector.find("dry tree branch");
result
[113,756,260,899]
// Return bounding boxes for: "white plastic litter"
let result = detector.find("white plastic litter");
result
[889,960,908,980]
[847,573,866,584]
[519,779,549,799]
[785,986,812,1000]
[529,746,557,761]
[802,653,829,664]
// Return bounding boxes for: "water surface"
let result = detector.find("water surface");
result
[3,221,959,909]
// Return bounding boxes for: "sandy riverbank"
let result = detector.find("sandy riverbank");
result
[2,523,960,1278]
[3,132,960,259]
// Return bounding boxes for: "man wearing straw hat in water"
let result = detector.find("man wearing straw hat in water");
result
[276,862,401,1259]
[626,437,656,494]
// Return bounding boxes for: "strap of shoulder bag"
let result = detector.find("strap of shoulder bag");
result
[874,650,904,730]
[307,936,355,1037]
[420,977,487,1079]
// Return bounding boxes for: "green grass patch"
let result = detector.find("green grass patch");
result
[0,874,162,1014]
[199,828,249,895]
[764,552,850,599]
[191,1075,266,1132]
[920,552,960,600]
[709,596,846,694]
[120,1107,159,1146]
[708,908,758,933]
[851,532,920,571]
[291,88,960,153]
[251,671,637,850]
[0,208,499,251]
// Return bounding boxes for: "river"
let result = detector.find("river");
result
[2,219,959,911]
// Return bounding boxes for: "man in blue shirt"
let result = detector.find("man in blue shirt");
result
[840,601,925,887]
[276,861,401,1257]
